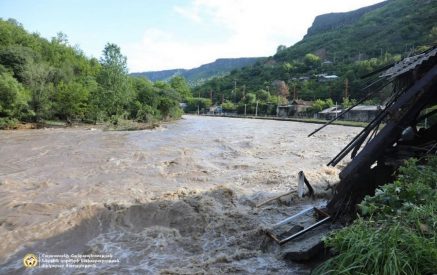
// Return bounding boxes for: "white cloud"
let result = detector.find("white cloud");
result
[124,0,384,72]
[173,5,202,23]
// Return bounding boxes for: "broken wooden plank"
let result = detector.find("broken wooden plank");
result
[256,190,294,208]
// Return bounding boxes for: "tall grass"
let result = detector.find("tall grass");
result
[313,157,437,275]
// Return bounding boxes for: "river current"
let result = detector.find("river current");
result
[0,115,360,274]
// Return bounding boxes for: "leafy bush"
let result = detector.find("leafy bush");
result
[0,72,30,120]
[360,158,437,216]
[0,117,19,129]
[221,100,236,112]
[314,157,437,275]
[135,104,156,123]
[185,97,212,112]
[310,98,334,113]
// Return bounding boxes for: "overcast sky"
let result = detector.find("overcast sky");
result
[0,0,384,72]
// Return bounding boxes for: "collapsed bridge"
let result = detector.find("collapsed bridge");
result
[310,46,437,219]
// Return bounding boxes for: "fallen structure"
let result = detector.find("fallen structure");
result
[263,47,436,262]
[310,46,437,219]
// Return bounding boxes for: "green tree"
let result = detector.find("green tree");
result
[304,53,321,68]
[243,92,256,104]
[169,76,192,100]
[0,71,30,120]
[185,97,212,112]
[256,89,270,102]
[157,97,181,119]
[96,43,132,117]
[53,81,89,121]
[0,46,37,82]
[311,98,334,112]
[221,100,236,112]
[342,97,357,108]
[154,80,171,90]
[429,26,437,44]
[22,62,53,121]
[276,45,287,53]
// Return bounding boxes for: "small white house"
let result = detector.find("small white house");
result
[317,74,339,82]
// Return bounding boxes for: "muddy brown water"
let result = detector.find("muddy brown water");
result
[0,115,360,274]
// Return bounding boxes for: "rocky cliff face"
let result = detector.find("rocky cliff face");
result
[305,1,388,37]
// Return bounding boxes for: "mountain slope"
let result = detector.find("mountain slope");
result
[194,0,437,103]
[275,0,436,62]
[131,57,261,86]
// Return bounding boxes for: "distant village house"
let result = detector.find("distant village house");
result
[317,105,384,122]
[278,100,313,117]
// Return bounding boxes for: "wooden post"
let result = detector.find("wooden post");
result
[344,78,349,99]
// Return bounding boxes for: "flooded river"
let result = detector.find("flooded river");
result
[0,115,360,274]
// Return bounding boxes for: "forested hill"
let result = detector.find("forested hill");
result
[193,0,437,108]
[0,19,188,129]
[131,57,261,86]
[275,0,436,63]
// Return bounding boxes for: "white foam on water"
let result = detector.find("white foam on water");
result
[0,116,361,273]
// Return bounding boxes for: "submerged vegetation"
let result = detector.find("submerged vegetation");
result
[0,19,189,129]
[314,157,437,275]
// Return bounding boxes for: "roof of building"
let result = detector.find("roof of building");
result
[319,106,341,114]
[323,75,339,79]
[380,46,437,79]
[350,105,384,111]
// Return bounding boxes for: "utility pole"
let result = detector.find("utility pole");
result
[276,96,279,117]
[344,78,349,99]
[242,85,246,100]
[233,79,237,103]
[293,83,297,100]
[244,104,247,116]
[255,101,259,117]
[197,91,200,115]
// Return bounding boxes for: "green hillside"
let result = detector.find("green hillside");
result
[131,57,261,87]
[193,0,437,112]
[0,19,185,128]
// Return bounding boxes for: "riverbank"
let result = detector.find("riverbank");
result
[314,157,437,274]
[200,114,368,128]
[2,119,163,131]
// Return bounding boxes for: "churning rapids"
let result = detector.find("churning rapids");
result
[0,115,360,274]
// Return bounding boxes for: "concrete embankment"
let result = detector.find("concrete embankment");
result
[200,114,367,127]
